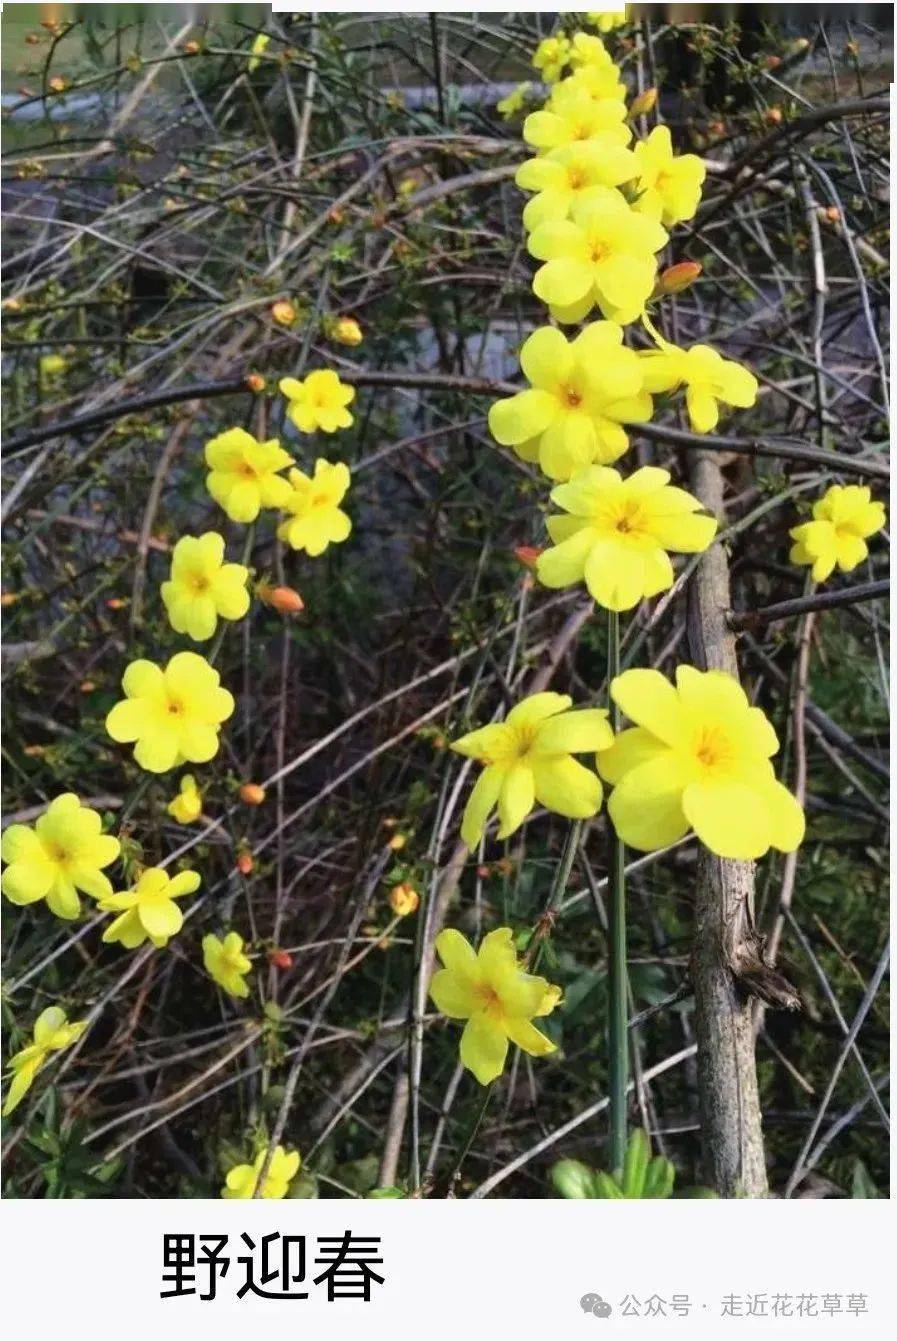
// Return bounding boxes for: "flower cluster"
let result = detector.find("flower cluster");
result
[430,19,819,1089]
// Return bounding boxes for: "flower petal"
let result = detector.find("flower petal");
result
[459,1013,509,1085]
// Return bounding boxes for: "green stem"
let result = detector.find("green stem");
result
[606,609,628,1172]
[446,1082,493,1195]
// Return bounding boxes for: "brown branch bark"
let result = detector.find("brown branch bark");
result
[686,453,796,1198]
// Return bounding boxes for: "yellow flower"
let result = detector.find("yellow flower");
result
[167,774,203,824]
[568,31,616,70]
[587,10,629,34]
[532,34,571,84]
[523,84,630,153]
[537,465,717,610]
[277,459,352,555]
[279,369,355,434]
[39,352,67,380]
[638,339,758,433]
[203,931,252,998]
[789,486,886,582]
[205,428,294,523]
[1,794,120,920]
[451,692,614,846]
[222,1146,300,1199]
[2,1007,87,1116]
[633,125,706,226]
[429,927,561,1085]
[389,882,420,916]
[106,652,235,773]
[596,666,805,860]
[488,323,651,481]
[331,316,363,347]
[247,31,269,71]
[161,532,250,642]
[516,140,638,231]
[551,60,627,106]
[528,188,667,325]
[497,81,531,119]
[99,866,201,949]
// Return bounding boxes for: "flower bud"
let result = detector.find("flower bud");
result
[328,206,345,225]
[183,39,200,54]
[331,316,363,347]
[239,783,266,806]
[388,883,420,917]
[262,584,304,615]
[763,106,783,125]
[655,261,702,296]
[271,299,297,326]
[245,372,266,393]
[628,86,658,118]
[824,205,840,224]
[49,75,68,92]
[513,544,543,570]
[387,833,407,852]
[105,597,126,610]
[268,948,293,970]
[236,850,254,875]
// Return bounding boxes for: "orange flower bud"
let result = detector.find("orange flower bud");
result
[105,597,126,610]
[183,39,200,54]
[655,261,702,296]
[236,850,254,875]
[514,544,543,570]
[271,299,297,326]
[388,883,420,917]
[763,54,781,70]
[381,816,399,830]
[49,75,67,92]
[0,592,20,606]
[26,33,40,44]
[764,107,783,125]
[476,864,491,879]
[239,783,266,806]
[709,120,726,137]
[628,86,658,118]
[328,206,345,224]
[824,205,841,224]
[3,298,23,313]
[268,948,293,970]
[268,585,304,615]
[387,833,407,852]
[79,680,96,694]
[245,372,266,392]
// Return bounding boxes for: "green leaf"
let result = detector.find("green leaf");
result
[550,1158,596,1199]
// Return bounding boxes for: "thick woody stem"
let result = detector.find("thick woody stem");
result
[686,452,769,1198]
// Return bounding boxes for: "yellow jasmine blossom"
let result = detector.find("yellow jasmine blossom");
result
[633,125,706,226]
[205,427,294,523]
[597,666,805,860]
[247,31,269,71]
[516,140,638,231]
[106,652,235,773]
[568,31,617,70]
[39,352,67,380]
[279,369,355,434]
[532,34,572,84]
[203,931,252,998]
[529,188,667,325]
[551,60,627,107]
[523,85,630,153]
[488,323,650,480]
[1,794,120,920]
[587,10,629,33]
[222,1146,301,1199]
[99,866,201,949]
[638,339,758,433]
[277,459,352,555]
[452,692,614,846]
[2,1007,87,1117]
[497,82,531,119]
[161,532,250,642]
[429,926,561,1085]
[167,774,203,825]
[537,465,717,610]
[789,486,886,582]
[331,316,363,347]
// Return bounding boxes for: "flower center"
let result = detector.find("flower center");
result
[563,386,583,409]
[190,574,210,593]
[238,462,257,480]
[167,697,184,716]
[692,725,732,771]
[48,843,70,864]
[589,241,610,263]
[567,167,586,189]
[474,982,503,1017]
